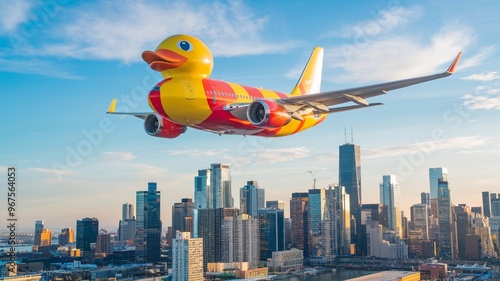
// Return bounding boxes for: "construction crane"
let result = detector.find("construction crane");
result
[308,170,318,189]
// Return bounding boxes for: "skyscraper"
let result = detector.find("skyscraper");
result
[339,143,361,254]
[258,208,285,262]
[421,192,430,205]
[76,217,99,253]
[323,185,351,258]
[454,204,472,259]
[58,228,75,246]
[221,214,260,268]
[197,208,239,268]
[379,175,402,237]
[34,220,44,246]
[135,182,162,263]
[240,181,265,218]
[410,204,429,240]
[172,198,194,241]
[211,163,233,208]
[96,232,111,255]
[194,169,210,209]
[437,179,457,259]
[289,192,309,255]
[266,200,284,210]
[429,167,448,199]
[308,188,326,258]
[172,231,204,281]
[119,203,136,245]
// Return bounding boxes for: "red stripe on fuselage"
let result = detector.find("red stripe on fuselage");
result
[149,78,171,118]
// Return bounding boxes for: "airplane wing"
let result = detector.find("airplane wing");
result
[281,52,462,113]
[106,99,152,119]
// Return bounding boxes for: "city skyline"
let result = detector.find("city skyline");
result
[1,1,500,232]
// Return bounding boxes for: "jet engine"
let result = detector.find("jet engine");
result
[247,99,291,128]
[144,114,187,138]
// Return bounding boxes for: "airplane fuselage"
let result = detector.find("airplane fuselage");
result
[148,77,327,137]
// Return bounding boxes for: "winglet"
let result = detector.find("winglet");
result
[107,99,117,113]
[446,52,462,74]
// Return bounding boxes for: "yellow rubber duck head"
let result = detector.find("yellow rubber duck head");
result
[142,34,213,79]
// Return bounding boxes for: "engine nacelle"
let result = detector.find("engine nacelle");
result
[247,99,291,128]
[144,114,187,138]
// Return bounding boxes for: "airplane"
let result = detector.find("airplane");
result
[107,34,461,138]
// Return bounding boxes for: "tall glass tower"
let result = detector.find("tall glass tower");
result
[135,182,162,263]
[339,143,361,254]
[429,167,448,199]
[194,169,210,209]
[211,163,233,208]
[379,175,401,237]
[240,180,265,218]
[437,179,457,259]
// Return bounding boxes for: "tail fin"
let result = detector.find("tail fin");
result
[290,47,324,96]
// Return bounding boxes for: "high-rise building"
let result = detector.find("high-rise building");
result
[429,167,448,200]
[323,185,351,258]
[240,181,265,218]
[96,233,111,255]
[58,228,75,246]
[308,188,326,258]
[221,214,260,268]
[76,217,99,253]
[339,143,362,255]
[135,182,162,263]
[454,204,472,259]
[258,208,285,262]
[34,220,44,246]
[211,163,233,208]
[38,229,52,246]
[172,231,204,281]
[172,198,195,242]
[290,192,309,256]
[194,169,210,209]
[437,179,457,259]
[197,208,239,268]
[379,175,402,237]
[410,204,429,240]
[492,197,500,217]
[266,200,284,210]
[482,191,491,218]
[119,203,136,245]
[421,192,430,205]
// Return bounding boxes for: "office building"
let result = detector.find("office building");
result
[76,217,99,253]
[211,163,233,208]
[58,228,75,246]
[240,181,265,218]
[437,179,457,259]
[429,167,448,200]
[172,198,195,242]
[323,185,351,258]
[96,233,111,255]
[119,203,136,245]
[379,175,402,237]
[221,214,260,268]
[197,208,239,267]
[421,192,430,205]
[172,231,204,281]
[492,197,500,217]
[34,220,44,246]
[308,188,326,258]
[410,204,429,240]
[289,192,309,255]
[135,182,162,263]
[482,191,491,217]
[454,204,472,259]
[258,208,285,262]
[266,200,284,210]
[339,143,362,255]
[38,229,52,246]
[194,169,210,209]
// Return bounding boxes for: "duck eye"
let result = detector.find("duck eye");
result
[177,40,192,51]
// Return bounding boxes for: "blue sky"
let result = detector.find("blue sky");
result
[1,0,499,232]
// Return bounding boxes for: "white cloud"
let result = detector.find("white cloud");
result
[326,23,474,83]
[461,71,500,82]
[462,85,500,110]
[364,136,489,159]
[29,167,76,176]
[339,6,422,38]
[0,0,34,33]
[101,151,136,162]
[28,0,295,62]
[166,146,311,165]
[0,57,83,79]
